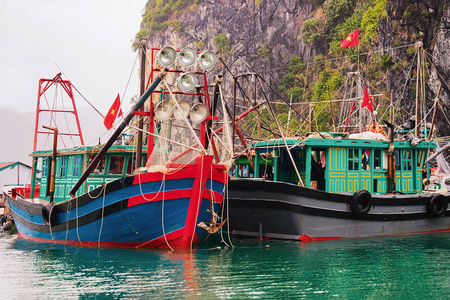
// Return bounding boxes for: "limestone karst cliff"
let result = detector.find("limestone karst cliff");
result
[136,0,450,137]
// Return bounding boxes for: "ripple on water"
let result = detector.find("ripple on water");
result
[0,232,449,298]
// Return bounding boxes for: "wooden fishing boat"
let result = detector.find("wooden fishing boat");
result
[224,43,450,241]
[227,133,450,241]
[4,46,231,249]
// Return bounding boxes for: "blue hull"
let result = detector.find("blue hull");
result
[6,161,228,248]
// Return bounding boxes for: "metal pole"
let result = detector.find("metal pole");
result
[415,43,422,137]
[43,125,58,203]
[136,38,147,169]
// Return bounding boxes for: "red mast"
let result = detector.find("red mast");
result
[33,73,84,151]
[30,73,84,199]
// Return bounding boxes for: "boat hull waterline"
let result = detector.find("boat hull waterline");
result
[6,156,228,249]
[227,179,450,241]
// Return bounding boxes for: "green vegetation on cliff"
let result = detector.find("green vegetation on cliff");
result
[133,0,199,50]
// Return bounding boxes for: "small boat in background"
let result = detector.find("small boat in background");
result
[4,46,232,249]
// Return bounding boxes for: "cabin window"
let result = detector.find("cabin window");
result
[362,149,370,170]
[126,155,148,174]
[127,157,135,174]
[59,157,67,177]
[90,156,106,174]
[235,165,250,177]
[382,150,389,170]
[42,158,48,177]
[297,150,306,171]
[374,149,381,169]
[261,152,274,180]
[73,156,81,176]
[402,150,412,171]
[416,150,424,169]
[394,151,400,170]
[109,156,125,175]
[348,148,359,171]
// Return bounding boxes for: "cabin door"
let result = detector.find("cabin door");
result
[371,149,388,193]
[395,149,415,193]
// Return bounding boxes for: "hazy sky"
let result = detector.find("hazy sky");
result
[0,0,147,114]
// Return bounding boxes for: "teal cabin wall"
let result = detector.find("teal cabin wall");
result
[241,138,434,195]
[321,141,428,194]
[35,147,146,203]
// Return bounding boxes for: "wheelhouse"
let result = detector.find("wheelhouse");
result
[233,136,435,195]
[30,145,147,203]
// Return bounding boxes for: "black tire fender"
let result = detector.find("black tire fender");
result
[42,202,57,226]
[427,194,448,217]
[351,190,372,216]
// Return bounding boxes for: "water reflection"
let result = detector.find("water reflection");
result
[0,232,449,298]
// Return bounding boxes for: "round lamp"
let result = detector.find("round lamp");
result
[177,47,197,68]
[156,46,177,67]
[177,72,198,92]
[154,100,173,121]
[190,103,208,123]
[198,51,217,71]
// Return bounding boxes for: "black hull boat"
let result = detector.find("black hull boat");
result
[227,178,449,241]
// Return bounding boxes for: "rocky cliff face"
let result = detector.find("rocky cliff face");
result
[142,0,450,137]
[379,0,449,136]
[144,0,317,80]
[429,7,450,135]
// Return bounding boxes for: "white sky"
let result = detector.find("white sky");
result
[0,0,147,114]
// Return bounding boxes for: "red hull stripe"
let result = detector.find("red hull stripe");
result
[208,167,230,184]
[165,162,228,172]
[299,228,450,242]
[132,165,229,185]
[17,228,197,249]
[128,189,192,207]
[128,188,224,208]
[201,189,224,205]
[132,168,196,185]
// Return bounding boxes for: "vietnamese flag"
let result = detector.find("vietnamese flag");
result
[361,84,374,111]
[103,94,123,130]
[340,29,359,48]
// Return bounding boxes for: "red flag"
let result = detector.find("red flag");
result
[368,95,375,111]
[340,29,359,48]
[361,84,374,112]
[103,94,122,130]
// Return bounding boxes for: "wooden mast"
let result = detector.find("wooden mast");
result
[136,38,147,170]
[415,42,422,137]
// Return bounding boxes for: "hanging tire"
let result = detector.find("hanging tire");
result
[351,190,372,216]
[427,194,448,217]
[42,202,57,226]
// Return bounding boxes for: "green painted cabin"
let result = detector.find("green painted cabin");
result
[233,136,435,195]
[30,145,147,203]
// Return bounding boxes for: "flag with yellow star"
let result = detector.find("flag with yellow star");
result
[103,93,122,130]
[340,29,359,48]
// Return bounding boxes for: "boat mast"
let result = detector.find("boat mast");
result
[358,73,363,133]
[30,73,84,199]
[415,42,423,137]
[136,38,147,170]
[43,126,58,203]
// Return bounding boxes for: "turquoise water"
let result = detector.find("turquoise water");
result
[0,231,449,299]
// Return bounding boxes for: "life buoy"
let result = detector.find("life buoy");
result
[351,190,372,216]
[427,194,448,217]
[42,202,57,226]
[367,122,387,137]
